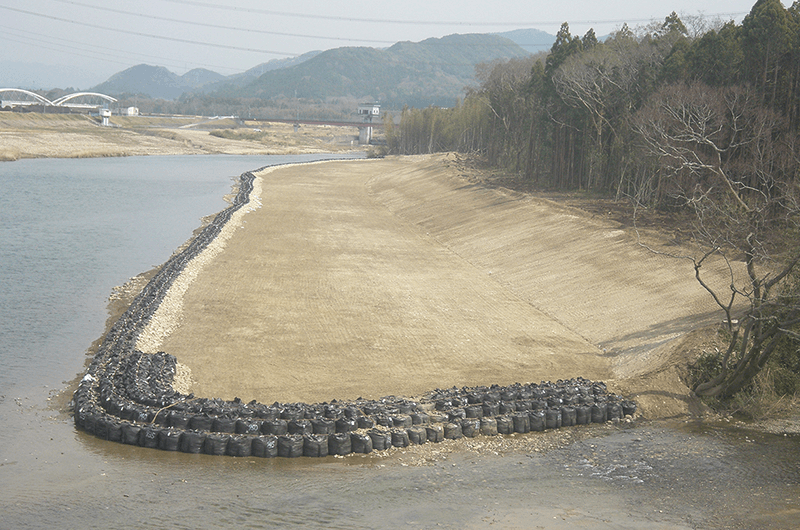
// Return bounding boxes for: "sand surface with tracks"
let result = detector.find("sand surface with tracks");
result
[137,153,740,419]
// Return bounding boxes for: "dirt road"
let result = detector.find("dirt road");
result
[147,154,737,418]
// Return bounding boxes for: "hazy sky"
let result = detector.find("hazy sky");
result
[0,0,780,81]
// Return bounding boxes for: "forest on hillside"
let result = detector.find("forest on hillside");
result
[387,0,800,404]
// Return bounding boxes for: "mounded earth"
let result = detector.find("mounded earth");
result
[138,153,740,419]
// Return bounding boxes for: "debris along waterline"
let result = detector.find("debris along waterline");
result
[71,169,636,458]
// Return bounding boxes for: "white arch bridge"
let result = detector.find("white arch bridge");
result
[0,89,117,109]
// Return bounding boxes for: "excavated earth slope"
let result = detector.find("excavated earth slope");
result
[145,154,738,418]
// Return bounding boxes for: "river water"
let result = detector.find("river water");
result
[0,154,798,529]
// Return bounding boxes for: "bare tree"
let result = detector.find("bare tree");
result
[633,81,800,399]
[552,26,677,190]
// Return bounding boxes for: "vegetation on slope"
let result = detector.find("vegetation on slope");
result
[386,0,800,413]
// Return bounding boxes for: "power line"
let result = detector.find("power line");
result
[0,4,295,57]
[45,0,398,46]
[0,23,242,73]
[156,0,748,27]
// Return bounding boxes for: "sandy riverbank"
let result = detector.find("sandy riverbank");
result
[128,153,742,420]
[0,112,362,160]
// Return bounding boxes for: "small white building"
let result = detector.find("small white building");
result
[357,103,380,120]
[126,107,139,116]
[100,108,112,126]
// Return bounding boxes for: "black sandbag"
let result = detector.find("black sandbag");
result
[280,408,304,421]
[428,412,448,423]
[252,435,278,458]
[362,403,384,415]
[258,408,280,421]
[480,417,498,436]
[391,415,412,429]
[328,432,352,455]
[545,409,562,430]
[139,426,161,448]
[606,401,622,420]
[591,403,607,423]
[407,426,427,445]
[335,417,358,433]
[529,410,545,432]
[496,415,514,435]
[288,419,313,436]
[179,431,205,454]
[467,391,485,404]
[499,401,517,414]
[107,420,123,442]
[236,419,263,435]
[277,435,304,458]
[396,401,416,414]
[410,412,429,425]
[263,419,288,436]
[531,400,547,411]
[374,414,393,427]
[622,400,637,417]
[227,435,253,457]
[152,410,171,427]
[158,429,182,451]
[515,400,532,412]
[343,406,363,419]
[391,429,410,447]
[351,432,373,454]
[575,406,592,425]
[312,418,336,434]
[512,413,530,433]
[134,409,153,424]
[461,418,481,438]
[435,399,451,411]
[448,409,466,421]
[93,414,110,440]
[465,405,483,419]
[561,407,577,427]
[500,388,519,401]
[368,429,391,451]
[121,423,142,445]
[203,433,231,455]
[357,416,375,430]
[188,414,214,431]
[212,417,237,433]
[303,434,329,457]
[482,402,500,417]
[443,422,463,440]
[169,411,192,429]
[76,409,95,434]
[425,424,444,443]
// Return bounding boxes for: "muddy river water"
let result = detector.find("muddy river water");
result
[1,155,798,528]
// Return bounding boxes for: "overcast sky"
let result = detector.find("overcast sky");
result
[0,0,780,84]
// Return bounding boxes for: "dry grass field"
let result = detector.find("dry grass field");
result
[134,154,741,420]
[0,112,361,160]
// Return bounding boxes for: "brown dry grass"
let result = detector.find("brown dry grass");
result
[0,111,361,159]
[131,153,746,420]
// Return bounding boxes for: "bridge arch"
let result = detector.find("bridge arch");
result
[52,92,117,107]
[0,88,53,106]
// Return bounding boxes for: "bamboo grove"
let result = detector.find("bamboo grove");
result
[385,0,800,207]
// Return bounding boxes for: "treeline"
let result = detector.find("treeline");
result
[386,0,800,206]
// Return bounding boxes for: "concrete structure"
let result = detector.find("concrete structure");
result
[100,108,112,126]
[357,103,380,145]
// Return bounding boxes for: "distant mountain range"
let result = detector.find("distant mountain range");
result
[1,29,556,109]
